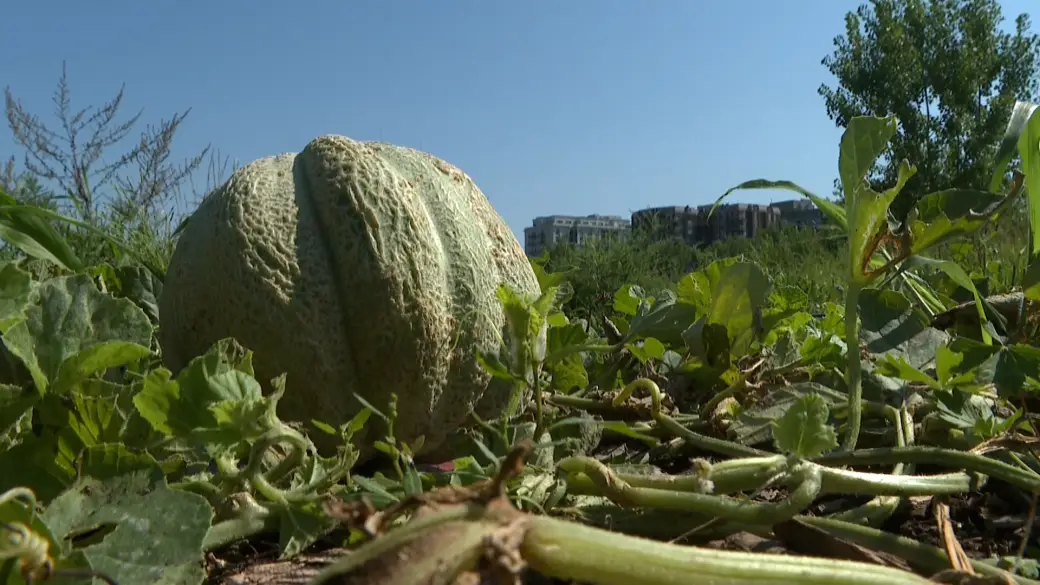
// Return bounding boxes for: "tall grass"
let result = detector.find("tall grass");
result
[540,200,1031,323]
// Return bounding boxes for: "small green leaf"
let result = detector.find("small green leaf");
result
[772,394,838,458]
[935,346,972,389]
[351,475,400,506]
[874,354,939,389]
[348,408,373,434]
[626,337,666,363]
[278,500,336,559]
[613,284,648,317]
[311,419,337,435]
[373,440,397,457]
[623,290,699,349]
[402,462,424,496]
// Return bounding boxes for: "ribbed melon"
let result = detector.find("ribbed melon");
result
[158,135,540,459]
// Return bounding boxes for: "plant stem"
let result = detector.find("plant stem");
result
[814,446,1040,492]
[522,513,935,585]
[203,513,279,552]
[843,283,863,451]
[801,515,1040,585]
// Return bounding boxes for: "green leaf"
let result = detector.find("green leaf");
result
[311,419,337,435]
[991,100,1039,192]
[908,189,1008,255]
[529,253,569,293]
[133,340,273,452]
[935,346,974,389]
[544,324,589,394]
[799,335,845,369]
[0,437,74,502]
[850,162,915,285]
[41,464,212,585]
[933,391,999,434]
[731,383,845,447]
[703,262,771,356]
[476,350,526,384]
[626,337,666,364]
[113,264,164,325]
[858,289,948,370]
[839,116,900,203]
[763,329,801,371]
[0,262,32,332]
[622,290,698,349]
[545,322,589,363]
[683,320,731,370]
[874,354,939,389]
[1019,105,1040,255]
[0,187,83,272]
[771,393,838,458]
[0,274,152,395]
[77,443,162,483]
[613,284,649,317]
[0,384,34,447]
[711,179,847,231]
[993,344,1040,400]
[278,500,336,559]
[0,487,94,585]
[351,475,400,507]
[402,461,424,496]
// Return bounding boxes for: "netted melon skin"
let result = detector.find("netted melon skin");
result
[158,135,540,459]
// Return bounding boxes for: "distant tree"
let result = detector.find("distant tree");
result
[818,0,1040,216]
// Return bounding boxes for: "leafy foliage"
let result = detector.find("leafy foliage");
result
[819,0,1040,218]
[2,93,1040,583]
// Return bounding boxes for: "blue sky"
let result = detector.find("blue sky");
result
[2,0,1035,243]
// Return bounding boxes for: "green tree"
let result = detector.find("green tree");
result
[819,0,1040,216]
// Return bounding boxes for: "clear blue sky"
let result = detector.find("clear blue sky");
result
[2,0,1035,243]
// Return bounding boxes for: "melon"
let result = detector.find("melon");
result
[158,135,541,459]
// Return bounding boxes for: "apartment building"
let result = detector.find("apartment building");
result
[631,203,781,246]
[771,199,825,227]
[524,199,823,256]
[523,214,631,257]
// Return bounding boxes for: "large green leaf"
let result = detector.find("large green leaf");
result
[858,289,948,371]
[703,262,771,356]
[1018,105,1040,256]
[0,274,152,394]
[990,100,1039,192]
[0,486,93,585]
[41,459,211,585]
[133,339,273,454]
[839,117,912,285]
[838,116,900,202]
[0,262,32,331]
[909,189,1009,254]
[772,394,838,458]
[0,187,83,272]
